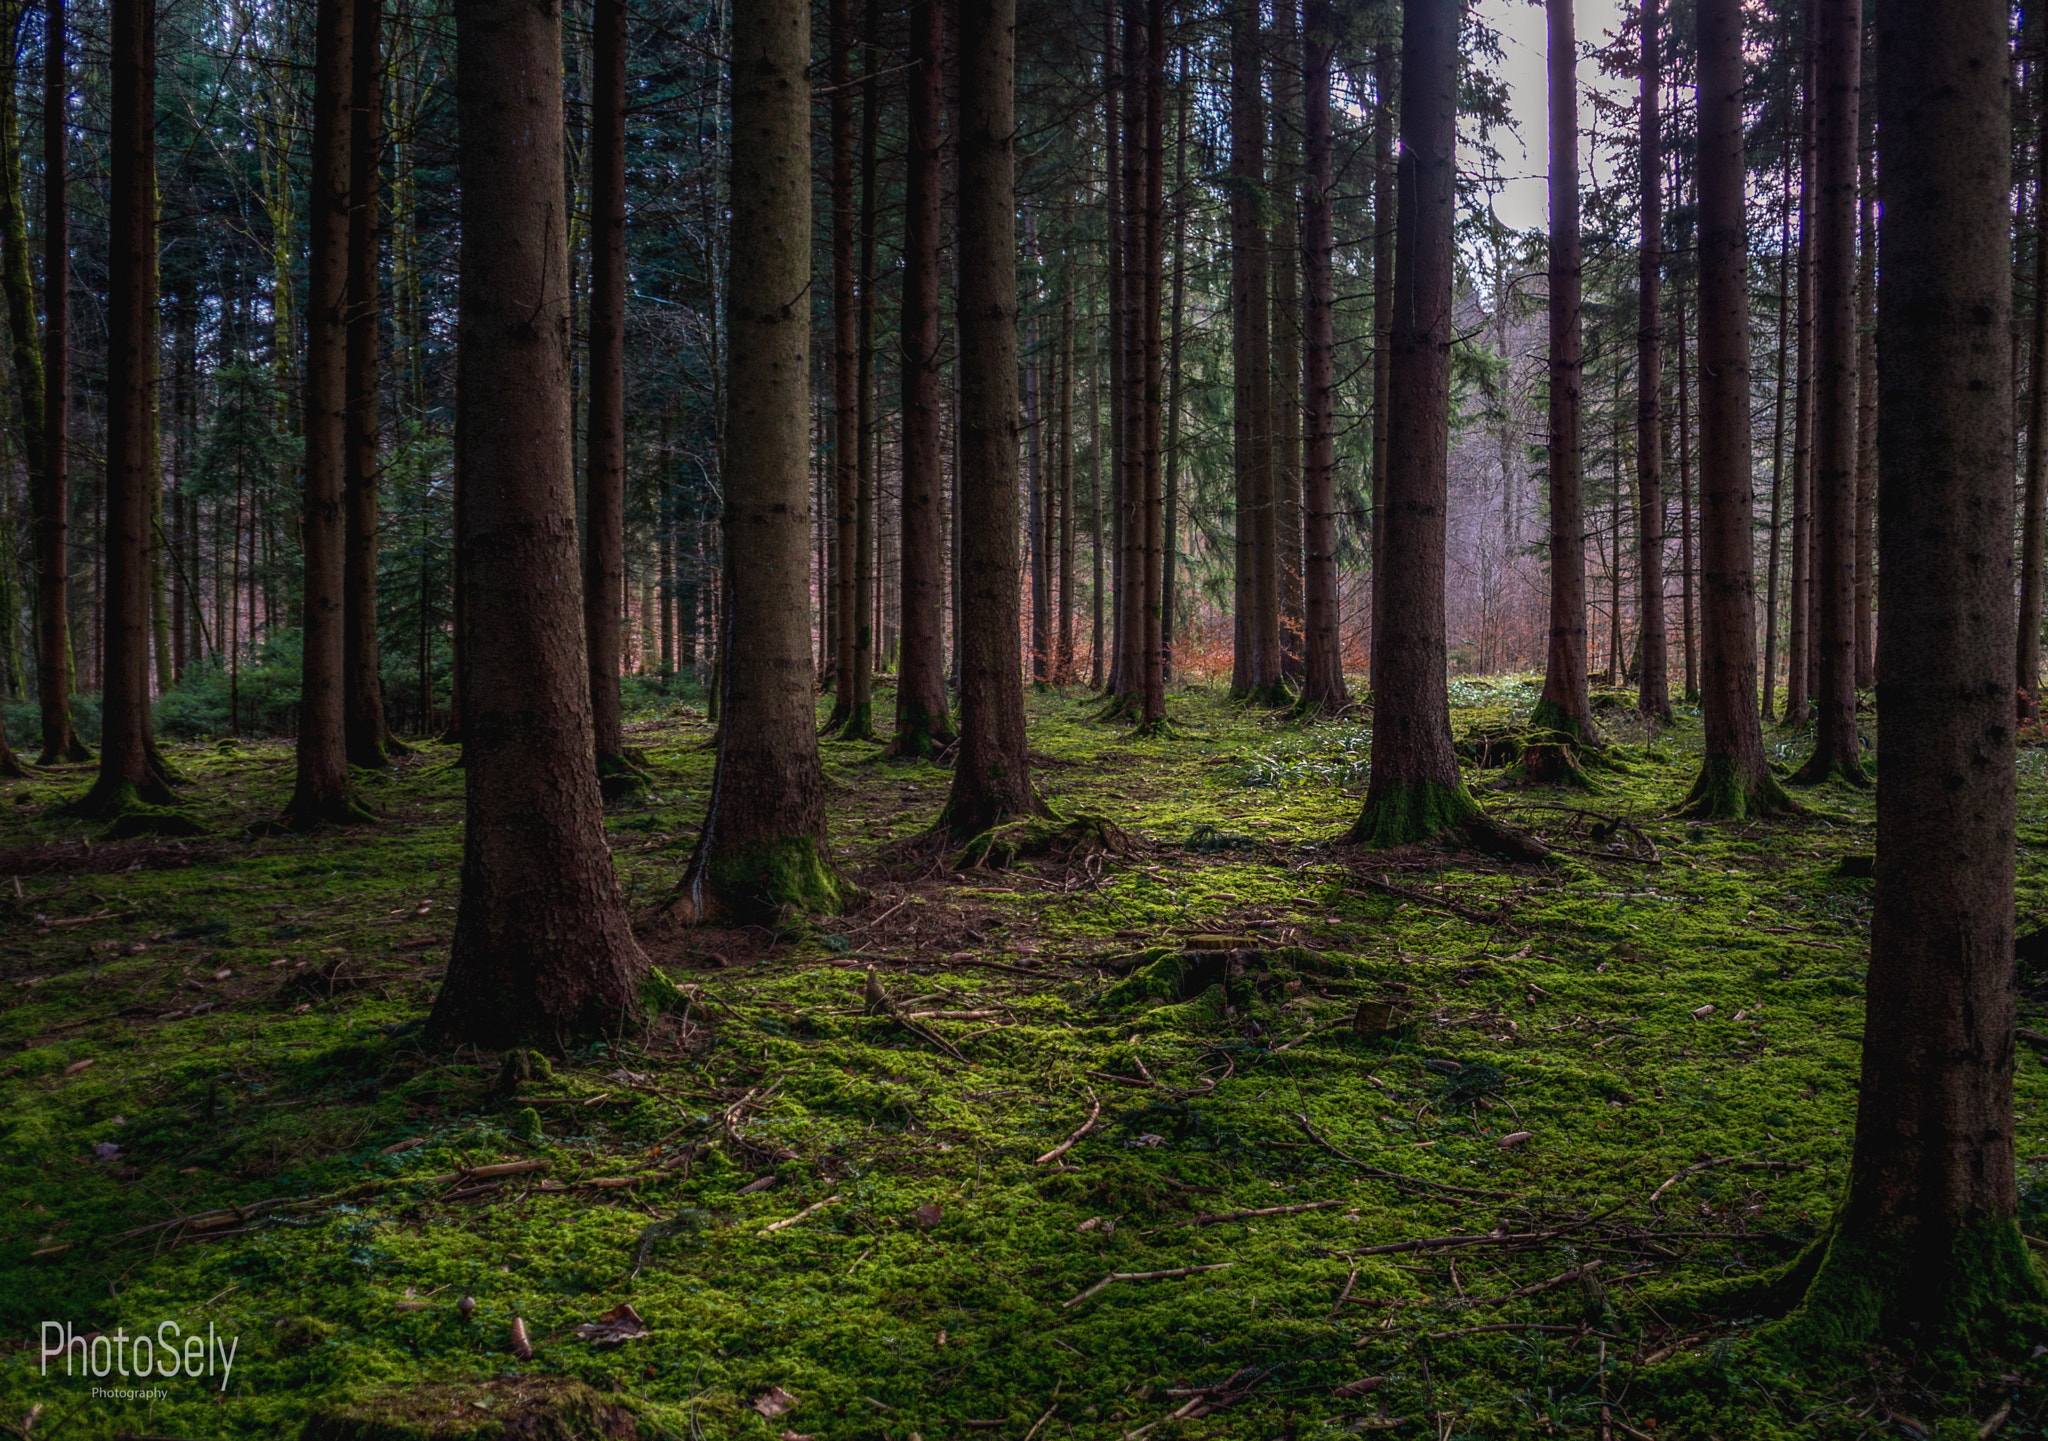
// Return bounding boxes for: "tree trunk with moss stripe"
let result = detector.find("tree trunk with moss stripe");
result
[427,0,649,1049]
[676,0,843,922]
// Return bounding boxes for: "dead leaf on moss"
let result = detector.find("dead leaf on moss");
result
[573,1303,649,1346]
[753,1385,799,1418]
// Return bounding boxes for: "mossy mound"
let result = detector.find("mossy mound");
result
[300,1376,641,1440]
[951,811,1128,870]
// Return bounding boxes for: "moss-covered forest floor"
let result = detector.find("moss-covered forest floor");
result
[5,678,2048,1440]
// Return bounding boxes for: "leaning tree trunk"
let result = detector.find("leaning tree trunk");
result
[825,0,856,731]
[1778,0,2046,1350]
[1682,0,1791,820]
[678,0,842,920]
[68,0,171,817]
[1533,0,1600,752]
[34,0,84,765]
[940,0,1048,839]
[1350,0,1481,846]
[583,0,633,783]
[344,0,398,769]
[428,0,648,1049]
[891,0,953,758]
[1791,0,1866,785]
[1634,0,1671,724]
[283,0,366,828]
[1297,0,1348,713]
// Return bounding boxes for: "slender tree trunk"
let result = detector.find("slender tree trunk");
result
[429,0,648,1048]
[344,0,397,768]
[1351,0,1482,845]
[1058,286,1077,684]
[1763,111,1796,721]
[941,0,1047,838]
[34,0,82,763]
[1786,34,1817,730]
[1792,0,1867,784]
[284,0,364,827]
[1231,0,1279,703]
[70,0,170,814]
[1090,348,1105,688]
[1139,0,1165,726]
[845,0,880,741]
[1371,37,1396,695]
[583,0,630,779]
[1298,0,1347,711]
[892,0,952,756]
[1535,0,1600,749]
[1104,6,1124,697]
[1853,44,1878,692]
[826,0,857,732]
[1683,0,1791,819]
[1677,233,1697,698]
[1162,73,1188,685]
[1635,0,1670,722]
[1116,2,1145,704]
[1273,0,1304,685]
[1785,0,2046,1345]
[2023,32,2048,719]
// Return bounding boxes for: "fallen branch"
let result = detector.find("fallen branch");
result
[1648,1153,1796,1207]
[759,1194,841,1236]
[1063,1262,1235,1309]
[1035,1091,1101,1165]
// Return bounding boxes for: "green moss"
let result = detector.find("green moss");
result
[1348,777,1478,847]
[638,965,684,1015]
[701,832,846,922]
[1681,750,1800,821]
[300,1377,644,1440]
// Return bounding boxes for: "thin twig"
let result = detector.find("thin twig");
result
[1035,1091,1101,1165]
[1062,1262,1235,1309]
[758,1194,841,1236]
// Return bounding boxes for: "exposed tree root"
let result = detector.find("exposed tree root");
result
[952,812,1129,871]
[1789,748,1870,789]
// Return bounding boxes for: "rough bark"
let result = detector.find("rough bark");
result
[283,0,366,828]
[428,0,648,1049]
[1115,1,1145,705]
[1763,104,1796,722]
[891,0,952,757]
[1139,0,1165,727]
[1682,0,1791,820]
[1535,0,1600,750]
[1778,0,2045,1349]
[1297,0,1347,713]
[1350,0,1478,847]
[344,0,397,769]
[583,0,631,778]
[1677,242,1697,699]
[1370,36,1396,698]
[1853,45,1877,692]
[940,0,1047,838]
[1273,0,1304,685]
[69,0,169,816]
[1784,37,1816,731]
[1791,0,1867,786]
[1056,287,1077,685]
[1634,0,1670,723]
[825,0,857,732]
[843,0,880,741]
[1161,80,1188,685]
[34,0,83,764]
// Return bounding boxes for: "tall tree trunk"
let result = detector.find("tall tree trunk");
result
[940,0,1047,838]
[1792,0,1867,785]
[583,0,631,781]
[1057,285,1077,684]
[34,0,83,763]
[1161,71,1188,685]
[825,0,857,731]
[2023,30,2048,720]
[1763,105,1796,721]
[1273,0,1304,685]
[1370,36,1396,697]
[284,0,365,827]
[1635,0,1670,722]
[1682,0,1791,819]
[1104,5,1125,697]
[1139,0,1165,726]
[1231,0,1280,704]
[892,0,952,756]
[1677,229,1697,698]
[429,0,648,1048]
[844,0,880,741]
[69,0,170,815]
[1853,44,1877,692]
[1782,0,2046,1346]
[1535,0,1600,749]
[1785,35,1817,730]
[1116,1,1145,705]
[1298,0,1347,712]
[1351,0,1484,846]
[345,0,397,768]
[1090,348,1106,689]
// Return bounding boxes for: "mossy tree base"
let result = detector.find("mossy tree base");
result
[675,833,845,926]
[280,795,380,832]
[829,700,878,744]
[300,1376,644,1441]
[1238,680,1293,709]
[1789,750,1871,789]
[949,811,1129,870]
[1349,779,1480,849]
[1499,741,1601,790]
[1679,752,1799,821]
[886,703,956,760]
[596,749,654,801]
[56,773,179,821]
